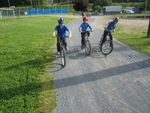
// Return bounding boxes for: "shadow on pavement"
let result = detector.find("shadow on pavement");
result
[67,47,87,59]
[51,63,64,72]
[54,59,150,89]
[1,59,150,100]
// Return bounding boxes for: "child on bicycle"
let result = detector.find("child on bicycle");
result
[100,17,119,45]
[79,16,92,49]
[52,18,72,55]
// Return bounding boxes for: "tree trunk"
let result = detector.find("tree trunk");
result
[51,0,53,4]
[147,16,150,38]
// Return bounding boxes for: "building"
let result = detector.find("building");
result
[102,6,122,15]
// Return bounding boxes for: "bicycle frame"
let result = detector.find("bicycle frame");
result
[57,37,67,67]
[81,31,92,55]
[99,31,113,55]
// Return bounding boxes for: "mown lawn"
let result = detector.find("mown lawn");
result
[0,16,73,113]
[113,23,150,55]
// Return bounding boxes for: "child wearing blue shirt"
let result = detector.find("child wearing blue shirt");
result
[100,17,119,45]
[79,16,92,49]
[53,18,72,54]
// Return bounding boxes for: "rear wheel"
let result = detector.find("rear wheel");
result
[85,39,91,55]
[60,47,66,67]
[100,39,113,55]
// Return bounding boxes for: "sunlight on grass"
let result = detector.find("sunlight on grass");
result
[114,24,150,55]
[0,16,73,113]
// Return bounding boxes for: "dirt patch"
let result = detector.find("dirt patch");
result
[119,18,149,27]
[50,15,149,33]
[90,16,149,34]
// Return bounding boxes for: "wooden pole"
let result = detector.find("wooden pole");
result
[147,16,150,38]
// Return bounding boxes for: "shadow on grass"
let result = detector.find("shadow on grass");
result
[1,59,150,100]
[4,57,54,71]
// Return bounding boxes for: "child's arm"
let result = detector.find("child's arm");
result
[52,30,57,37]
[104,22,109,29]
[79,27,82,32]
[68,30,72,38]
[88,24,93,31]
[79,24,82,32]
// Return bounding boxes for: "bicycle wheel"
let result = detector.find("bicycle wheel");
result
[100,39,113,55]
[60,47,66,67]
[99,35,104,45]
[85,39,91,55]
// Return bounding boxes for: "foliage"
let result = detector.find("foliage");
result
[112,2,145,8]
[92,0,112,11]
[93,5,101,11]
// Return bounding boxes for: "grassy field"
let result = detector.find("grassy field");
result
[0,16,73,113]
[113,20,150,55]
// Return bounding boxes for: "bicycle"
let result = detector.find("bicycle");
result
[57,36,69,67]
[99,30,113,55]
[81,31,92,55]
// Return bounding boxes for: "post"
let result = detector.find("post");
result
[0,11,2,19]
[144,0,147,18]
[13,9,15,18]
[8,0,10,7]
[30,0,32,16]
[67,0,69,14]
[147,17,150,37]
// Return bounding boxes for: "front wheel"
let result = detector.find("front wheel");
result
[85,39,91,55]
[60,47,66,67]
[100,39,113,55]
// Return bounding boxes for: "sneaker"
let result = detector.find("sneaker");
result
[81,45,85,49]
[57,52,60,55]
[65,46,69,50]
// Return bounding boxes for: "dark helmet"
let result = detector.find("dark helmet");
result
[58,18,64,24]
[113,17,119,22]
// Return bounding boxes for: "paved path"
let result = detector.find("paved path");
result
[52,16,150,113]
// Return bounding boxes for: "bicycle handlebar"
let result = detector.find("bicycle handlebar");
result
[55,36,70,38]
[80,30,93,33]
[104,27,115,32]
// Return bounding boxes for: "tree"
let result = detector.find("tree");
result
[92,0,112,11]
[147,17,150,37]
[73,0,88,11]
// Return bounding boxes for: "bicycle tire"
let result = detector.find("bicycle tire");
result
[85,39,91,55]
[60,47,66,67]
[100,39,113,55]
[99,35,104,45]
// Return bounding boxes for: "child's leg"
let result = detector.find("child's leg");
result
[57,37,61,52]
[109,32,113,41]
[101,31,108,45]
[62,38,67,49]
[81,33,85,46]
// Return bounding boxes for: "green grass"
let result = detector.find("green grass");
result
[113,24,150,55]
[0,16,73,113]
[120,14,150,19]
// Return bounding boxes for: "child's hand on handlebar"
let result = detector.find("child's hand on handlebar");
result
[112,29,115,32]
[79,30,82,32]
[52,34,56,37]
[69,34,72,38]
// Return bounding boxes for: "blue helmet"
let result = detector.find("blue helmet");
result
[58,18,64,24]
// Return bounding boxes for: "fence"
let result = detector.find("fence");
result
[0,7,69,19]
[26,8,68,15]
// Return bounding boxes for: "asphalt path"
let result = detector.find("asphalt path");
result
[51,16,150,113]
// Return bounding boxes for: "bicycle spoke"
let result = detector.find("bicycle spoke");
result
[60,48,66,67]
[85,40,91,55]
[101,40,113,55]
